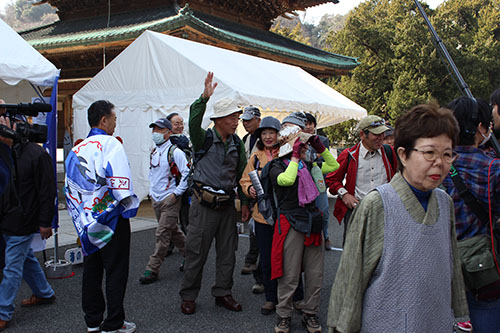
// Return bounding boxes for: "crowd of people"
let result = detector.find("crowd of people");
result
[1,75,500,333]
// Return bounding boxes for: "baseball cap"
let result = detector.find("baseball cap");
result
[357,115,389,135]
[149,118,172,130]
[240,106,261,121]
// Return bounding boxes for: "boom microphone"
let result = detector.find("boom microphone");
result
[0,103,52,116]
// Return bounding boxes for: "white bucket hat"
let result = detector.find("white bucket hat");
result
[210,98,243,120]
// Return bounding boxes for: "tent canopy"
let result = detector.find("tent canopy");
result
[0,18,60,102]
[73,30,366,200]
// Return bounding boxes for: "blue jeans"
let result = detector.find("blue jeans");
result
[0,233,54,321]
[467,291,500,333]
[315,191,330,240]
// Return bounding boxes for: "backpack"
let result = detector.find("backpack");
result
[188,129,243,190]
[170,135,191,161]
[256,159,283,226]
[166,144,182,186]
[192,129,243,168]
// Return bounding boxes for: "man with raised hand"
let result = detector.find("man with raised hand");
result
[179,72,249,315]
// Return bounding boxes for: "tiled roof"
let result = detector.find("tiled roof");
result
[20,4,359,70]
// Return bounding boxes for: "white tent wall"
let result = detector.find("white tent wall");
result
[73,30,366,201]
[0,19,59,102]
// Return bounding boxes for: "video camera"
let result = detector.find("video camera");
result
[0,102,52,144]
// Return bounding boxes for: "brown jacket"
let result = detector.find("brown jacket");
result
[239,147,278,224]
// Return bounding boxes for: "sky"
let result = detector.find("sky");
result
[0,0,446,19]
[301,0,446,24]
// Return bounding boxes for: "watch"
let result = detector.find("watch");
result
[337,188,348,199]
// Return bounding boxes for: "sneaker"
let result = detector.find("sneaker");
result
[87,326,101,332]
[139,270,158,284]
[274,316,291,333]
[302,313,321,333]
[241,263,257,274]
[261,301,275,315]
[252,282,265,294]
[455,320,472,332]
[102,321,136,333]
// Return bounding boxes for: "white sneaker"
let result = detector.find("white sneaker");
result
[102,321,136,333]
[87,326,100,332]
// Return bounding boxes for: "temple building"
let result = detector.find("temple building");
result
[20,0,359,144]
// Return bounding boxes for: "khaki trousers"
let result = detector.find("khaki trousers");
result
[146,195,185,274]
[179,199,238,300]
[276,227,324,318]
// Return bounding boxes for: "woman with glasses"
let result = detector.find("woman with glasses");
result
[327,104,469,333]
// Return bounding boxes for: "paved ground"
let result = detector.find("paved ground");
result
[7,198,343,333]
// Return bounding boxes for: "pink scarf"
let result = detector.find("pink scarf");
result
[284,159,319,206]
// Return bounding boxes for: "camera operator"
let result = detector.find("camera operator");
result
[0,103,13,196]
[0,103,13,275]
[0,102,57,331]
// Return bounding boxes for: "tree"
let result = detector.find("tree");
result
[321,0,500,144]
[271,20,311,45]
[1,0,57,31]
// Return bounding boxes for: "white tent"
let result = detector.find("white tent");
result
[0,18,60,103]
[73,30,366,200]
[0,18,60,248]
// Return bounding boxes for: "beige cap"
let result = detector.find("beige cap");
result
[357,115,389,135]
[210,98,243,120]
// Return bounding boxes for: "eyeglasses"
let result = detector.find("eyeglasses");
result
[410,148,458,164]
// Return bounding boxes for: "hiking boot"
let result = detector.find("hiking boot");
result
[274,316,291,333]
[241,263,257,275]
[261,301,275,315]
[102,321,136,333]
[0,319,9,332]
[302,313,322,333]
[252,282,265,294]
[139,270,158,284]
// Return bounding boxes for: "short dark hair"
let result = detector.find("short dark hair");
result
[255,129,279,150]
[88,100,114,128]
[447,97,491,146]
[394,104,459,172]
[166,112,180,121]
[490,88,500,113]
[305,113,317,127]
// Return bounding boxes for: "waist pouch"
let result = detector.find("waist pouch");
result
[283,207,323,235]
[192,182,233,211]
[458,234,500,293]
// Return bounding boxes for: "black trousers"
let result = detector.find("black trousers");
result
[82,216,130,331]
[244,230,259,264]
[255,222,276,302]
